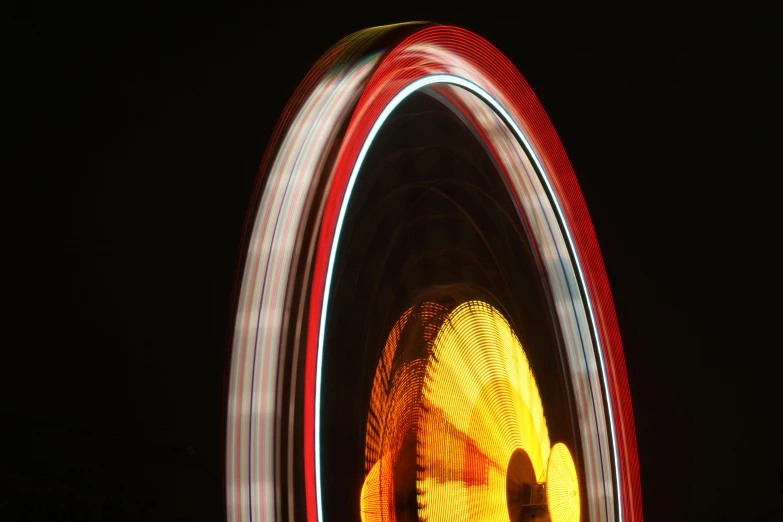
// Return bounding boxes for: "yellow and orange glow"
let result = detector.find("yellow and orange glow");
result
[546,443,580,522]
[417,301,550,522]
[362,303,450,522]
[362,300,579,522]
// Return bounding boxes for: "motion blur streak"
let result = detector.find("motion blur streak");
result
[418,301,550,522]
[361,301,551,522]
[227,23,641,522]
[361,303,445,522]
[225,34,381,522]
[319,72,612,522]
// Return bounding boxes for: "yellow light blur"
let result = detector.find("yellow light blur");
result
[362,301,580,522]
[418,301,550,522]
[362,303,449,522]
[546,443,580,522]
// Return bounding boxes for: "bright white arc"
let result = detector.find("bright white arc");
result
[315,74,621,522]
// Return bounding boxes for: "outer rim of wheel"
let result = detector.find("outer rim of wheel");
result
[226,23,641,522]
[304,26,640,522]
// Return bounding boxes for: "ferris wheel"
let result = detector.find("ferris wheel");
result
[225,23,642,522]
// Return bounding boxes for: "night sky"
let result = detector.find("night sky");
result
[7,4,782,521]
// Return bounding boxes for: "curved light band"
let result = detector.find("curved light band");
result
[317,73,617,522]
[361,303,440,522]
[360,301,555,522]
[418,301,551,522]
[226,50,382,522]
[227,23,642,522]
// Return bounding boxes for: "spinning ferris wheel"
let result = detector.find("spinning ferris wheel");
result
[225,23,642,522]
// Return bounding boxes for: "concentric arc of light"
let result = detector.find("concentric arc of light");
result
[417,300,550,522]
[225,53,381,522]
[361,303,442,522]
[316,74,621,522]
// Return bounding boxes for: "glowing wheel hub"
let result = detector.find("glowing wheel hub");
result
[361,301,581,522]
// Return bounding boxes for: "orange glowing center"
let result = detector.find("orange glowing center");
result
[361,300,579,522]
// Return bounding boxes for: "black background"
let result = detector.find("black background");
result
[7,4,782,521]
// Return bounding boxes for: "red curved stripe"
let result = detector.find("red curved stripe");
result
[305,25,642,522]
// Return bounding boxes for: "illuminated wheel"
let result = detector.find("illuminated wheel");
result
[226,23,642,522]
